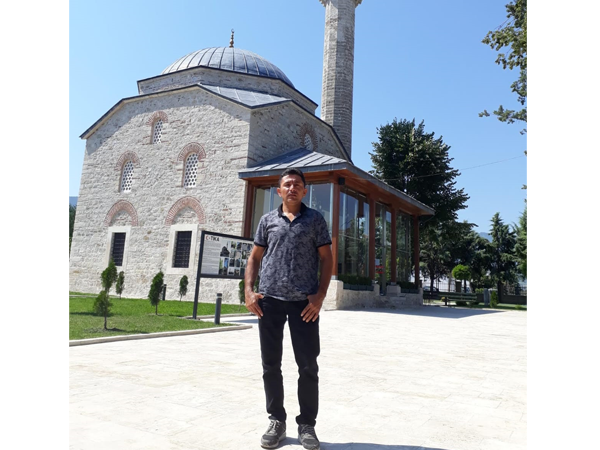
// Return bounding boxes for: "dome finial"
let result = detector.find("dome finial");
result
[229,29,234,48]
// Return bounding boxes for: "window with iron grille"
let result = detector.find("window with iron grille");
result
[304,134,314,151]
[173,230,192,268]
[153,119,163,144]
[111,232,126,267]
[183,153,199,187]
[120,161,134,192]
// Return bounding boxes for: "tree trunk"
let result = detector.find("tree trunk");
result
[156,303,158,315]
[104,314,107,330]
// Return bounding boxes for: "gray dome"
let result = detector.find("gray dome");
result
[162,47,294,88]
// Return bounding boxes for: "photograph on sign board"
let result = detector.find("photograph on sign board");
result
[220,246,230,257]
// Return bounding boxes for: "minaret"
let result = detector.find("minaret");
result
[319,0,362,158]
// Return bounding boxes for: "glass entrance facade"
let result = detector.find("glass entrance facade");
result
[338,188,369,277]
[250,182,414,287]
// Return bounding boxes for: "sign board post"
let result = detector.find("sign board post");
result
[192,230,256,319]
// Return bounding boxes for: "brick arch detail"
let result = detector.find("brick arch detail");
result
[165,197,205,226]
[298,123,318,151]
[104,200,139,226]
[146,110,169,125]
[114,151,141,172]
[177,142,206,163]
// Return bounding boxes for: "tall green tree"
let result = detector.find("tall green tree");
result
[487,213,518,301]
[480,0,527,133]
[419,226,452,293]
[514,206,527,278]
[69,205,76,253]
[370,118,470,229]
[470,234,494,289]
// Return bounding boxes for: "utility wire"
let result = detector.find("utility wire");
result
[378,154,526,182]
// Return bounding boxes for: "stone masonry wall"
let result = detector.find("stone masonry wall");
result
[69,89,253,304]
[248,102,347,166]
[138,67,318,115]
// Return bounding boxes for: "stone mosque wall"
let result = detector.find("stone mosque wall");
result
[248,102,348,166]
[69,89,254,303]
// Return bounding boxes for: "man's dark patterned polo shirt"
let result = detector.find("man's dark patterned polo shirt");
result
[254,202,332,302]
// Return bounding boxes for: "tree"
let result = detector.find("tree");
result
[93,291,112,331]
[148,271,164,315]
[480,0,527,133]
[94,259,118,330]
[115,271,125,299]
[370,118,470,229]
[69,205,76,253]
[451,264,471,293]
[514,206,527,278]
[178,275,189,301]
[487,213,518,302]
[470,234,494,289]
[419,226,452,293]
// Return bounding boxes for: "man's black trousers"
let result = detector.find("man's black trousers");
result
[258,296,320,427]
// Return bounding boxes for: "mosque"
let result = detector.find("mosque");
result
[69,0,434,307]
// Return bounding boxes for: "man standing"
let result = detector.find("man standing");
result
[245,168,333,450]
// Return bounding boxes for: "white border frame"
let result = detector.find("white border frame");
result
[166,224,199,275]
[105,225,131,270]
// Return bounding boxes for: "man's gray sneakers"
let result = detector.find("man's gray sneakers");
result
[261,420,286,449]
[298,424,320,450]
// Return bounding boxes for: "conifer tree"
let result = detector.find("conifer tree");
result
[487,213,518,302]
[178,275,188,301]
[94,259,118,330]
[115,271,125,299]
[149,271,164,315]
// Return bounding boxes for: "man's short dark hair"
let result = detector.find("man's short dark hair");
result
[279,168,306,187]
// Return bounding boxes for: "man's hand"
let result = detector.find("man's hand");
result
[245,291,264,317]
[301,293,324,322]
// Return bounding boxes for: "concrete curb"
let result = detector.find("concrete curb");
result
[69,323,253,347]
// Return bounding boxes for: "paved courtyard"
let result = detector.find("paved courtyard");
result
[69,306,526,450]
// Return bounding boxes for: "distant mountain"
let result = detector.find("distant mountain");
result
[69,196,78,207]
[479,232,491,242]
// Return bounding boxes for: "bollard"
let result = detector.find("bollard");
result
[162,284,167,301]
[214,293,222,325]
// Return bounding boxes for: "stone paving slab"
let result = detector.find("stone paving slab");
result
[69,306,526,450]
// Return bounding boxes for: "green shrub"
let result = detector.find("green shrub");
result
[93,290,112,330]
[490,290,499,308]
[515,304,525,311]
[178,275,189,301]
[456,300,467,307]
[338,274,372,286]
[148,271,164,315]
[398,281,417,290]
[115,271,125,298]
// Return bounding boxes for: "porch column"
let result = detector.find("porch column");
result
[413,215,420,287]
[243,182,255,238]
[331,182,340,277]
[391,209,397,283]
[368,195,376,280]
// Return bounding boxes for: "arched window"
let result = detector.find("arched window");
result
[183,153,199,187]
[304,134,314,151]
[152,119,163,144]
[120,161,134,192]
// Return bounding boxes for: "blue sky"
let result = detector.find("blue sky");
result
[69,0,527,232]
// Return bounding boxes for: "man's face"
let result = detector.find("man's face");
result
[277,174,307,205]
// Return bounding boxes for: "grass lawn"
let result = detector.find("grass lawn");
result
[69,293,249,340]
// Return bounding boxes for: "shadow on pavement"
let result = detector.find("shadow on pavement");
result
[334,305,502,320]
[314,443,445,450]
